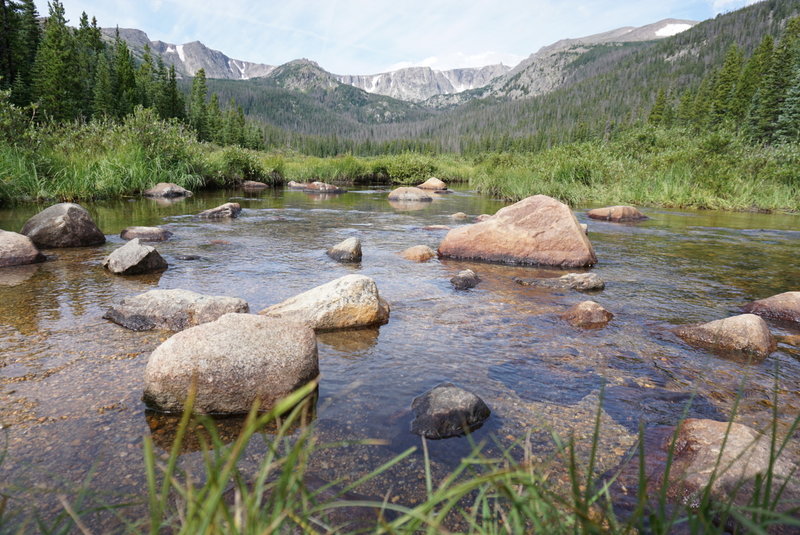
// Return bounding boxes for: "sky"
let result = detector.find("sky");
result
[34,0,763,74]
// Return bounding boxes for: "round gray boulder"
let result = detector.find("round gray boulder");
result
[20,203,105,248]
[102,238,168,275]
[410,383,491,439]
[326,237,362,263]
[0,230,46,267]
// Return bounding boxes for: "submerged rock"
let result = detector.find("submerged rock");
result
[561,300,613,329]
[438,195,596,267]
[742,291,800,326]
[401,245,436,262]
[410,383,491,439]
[675,314,776,361]
[417,177,447,191]
[514,272,605,292]
[259,274,390,331]
[120,226,172,242]
[451,269,480,290]
[20,203,106,248]
[0,230,46,267]
[143,182,193,198]
[198,202,241,219]
[587,205,647,222]
[242,180,269,189]
[143,313,318,414]
[422,225,451,231]
[326,237,362,263]
[387,187,432,202]
[104,289,249,331]
[102,239,168,275]
[450,212,468,220]
[288,181,344,193]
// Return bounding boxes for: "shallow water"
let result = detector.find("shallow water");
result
[1,187,799,529]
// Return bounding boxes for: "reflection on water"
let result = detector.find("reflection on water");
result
[1,186,799,529]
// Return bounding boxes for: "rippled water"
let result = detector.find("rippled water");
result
[1,187,799,529]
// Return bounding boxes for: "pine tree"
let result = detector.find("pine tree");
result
[75,12,103,118]
[710,44,743,126]
[0,0,15,90]
[164,64,183,120]
[734,35,773,125]
[648,88,668,126]
[135,44,155,109]
[32,0,81,122]
[775,62,800,142]
[9,0,40,105]
[188,68,208,140]
[111,31,137,118]
[92,51,113,117]
[206,92,222,142]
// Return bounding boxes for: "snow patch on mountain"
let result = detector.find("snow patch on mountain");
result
[656,23,693,37]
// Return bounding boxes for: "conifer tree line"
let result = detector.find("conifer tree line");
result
[649,16,800,144]
[0,0,264,148]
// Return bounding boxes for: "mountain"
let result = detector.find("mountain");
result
[101,28,275,80]
[335,64,510,102]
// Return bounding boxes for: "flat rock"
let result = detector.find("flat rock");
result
[418,177,447,191]
[451,269,480,290]
[438,195,596,267]
[387,187,432,202]
[562,300,613,329]
[514,272,605,292]
[675,314,776,361]
[450,212,468,220]
[742,291,800,326]
[288,181,344,193]
[410,383,491,439]
[102,239,168,275]
[422,225,451,231]
[20,203,106,248]
[326,237,362,263]
[198,202,241,219]
[0,230,46,267]
[120,226,172,242]
[259,274,390,331]
[401,245,436,262]
[143,313,318,414]
[143,182,193,198]
[242,180,269,189]
[587,205,647,222]
[104,289,249,331]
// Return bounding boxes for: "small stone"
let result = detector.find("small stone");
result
[387,187,432,202]
[417,177,447,191]
[143,182,193,198]
[401,245,436,262]
[451,269,480,290]
[198,202,241,219]
[242,180,268,189]
[326,237,362,263]
[450,212,468,220]
[742,291,800,326]
[587,206,647,222]
[514,272,605,292]
[102,239,168,275]
[120,226,172,242]
[561,301,613,329]
[410,383,491,439]
[423,225,451,231]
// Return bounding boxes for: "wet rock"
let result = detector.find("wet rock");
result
[259,274,390,331]
[326,237,362,263]
[242,180,269,189]
[475,214,492,222]
[401,245,436,262]
[675,314,776,361]
[450,212,468,220]
[438,195,597,267]
[102,238,168,275]
[418,177,447,191]
[143,182,193,198]
[514,272,605,292]
[410,383,490,439]
[742,291,800,326]
[562,300,613,329]
[176,254,202,261]
[387,187,432,202]
[143,313,318,414]
[198,202,241,219]
[120,226,172,242]
[422,225,451,231]
[587,205,647,222]
[104,289,249,332]
[451,269,480,290]
[0,230,46,267]
[20,203,106,248]
[287,180,305,189]
[288,181,344,193]
[580,223,588,234]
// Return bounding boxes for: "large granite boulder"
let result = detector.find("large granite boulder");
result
[514,272,605,292]
[742,292,800,326]
[675,314,776,361]
[561,300,613,329]
[259,274,390,331]
[410,383,491,439]
[20,203,105,248]
[143,313,318,414]
[587,205,647,222]
[438,195,596,267]
[102,239,168,275]
[326,237,362,263]
[120,226,172,242]
[143,182,193,198]
[387,187,432,202]
[0,230,46,267]
[104,289,249,331]
[418,177,447,191]
[401,245,436,263]
[198,202,241,219]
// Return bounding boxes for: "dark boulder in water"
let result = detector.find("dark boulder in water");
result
[410,383,490,439]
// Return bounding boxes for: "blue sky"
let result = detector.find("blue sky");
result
[35,0,762,74]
